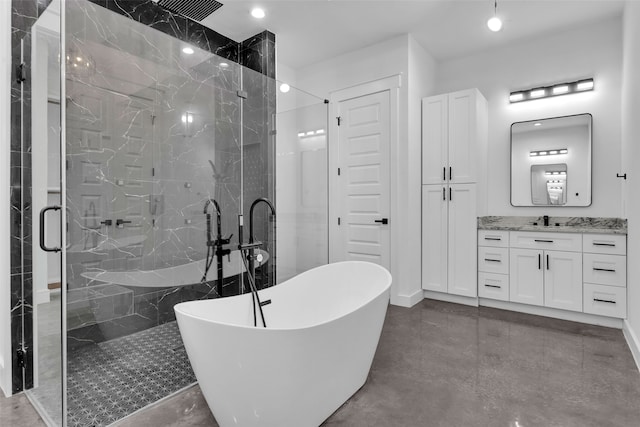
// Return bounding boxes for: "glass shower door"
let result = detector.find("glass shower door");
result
[25,0,64,425]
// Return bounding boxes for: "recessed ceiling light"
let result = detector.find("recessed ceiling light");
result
[182,47,194,55]
[534,123,542,126]
[219,62,229,69]
[279,83,290,93]
[251,7,265,19]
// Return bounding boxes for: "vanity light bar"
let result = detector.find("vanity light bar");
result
[510,78,594,103]
[530,148,568,157]
[545,171,567,176]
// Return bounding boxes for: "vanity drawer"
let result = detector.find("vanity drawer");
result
[478,272,509,301]
[583,283,627,319]
[478,247,509,274]
[478,230,509,248]
[509,231,582,252]
[583,234,626,255]
[583,253,626,287]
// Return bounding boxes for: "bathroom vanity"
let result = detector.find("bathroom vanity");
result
[477,216,627,325]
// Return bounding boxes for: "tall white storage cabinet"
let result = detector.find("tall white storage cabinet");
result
[421,89,487,299]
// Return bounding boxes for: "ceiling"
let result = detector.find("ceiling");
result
[201,0,625,69]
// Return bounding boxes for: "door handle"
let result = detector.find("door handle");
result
[442,187,445,201]
[40,205,61,253]
[374,218,388,225]
[443,167,446,181]
[547,254,550,270]
[449,166,452,181]
[449,187,452,201]
[116,219,132,227]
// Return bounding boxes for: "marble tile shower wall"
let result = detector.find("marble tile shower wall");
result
[10,0,276,389]
[10,0,54,394]
[63,0,277,347]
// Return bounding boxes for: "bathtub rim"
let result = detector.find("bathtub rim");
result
[174,260,392,332]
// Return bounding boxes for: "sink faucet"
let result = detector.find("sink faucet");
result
[543,215,550,227]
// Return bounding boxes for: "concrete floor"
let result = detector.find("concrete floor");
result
[3,299,640,426]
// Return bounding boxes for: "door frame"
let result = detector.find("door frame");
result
[328,75,400,277]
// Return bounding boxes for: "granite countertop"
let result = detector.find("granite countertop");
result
[477,216,627,235]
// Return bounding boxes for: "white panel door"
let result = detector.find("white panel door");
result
[448,89,477,184]
[111,95,155,264]
[422,94,448,185]
[422,185,447,292]
[336,90,390,269]
[544,250,583,312]
[447,184,477,297]
[510,248,544,306]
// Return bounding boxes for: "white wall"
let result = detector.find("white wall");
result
[621,1,640,368]
[436,17,623,217]
[295,34,436,306]
[1,0,12,397]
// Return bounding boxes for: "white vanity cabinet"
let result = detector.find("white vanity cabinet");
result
[478,229,627,320]
[509,232,583,312]
[422,89,487,185]
[478,230,509,301]
[422,184,477,297]
[421,88,487,300]
[582,234,627,318]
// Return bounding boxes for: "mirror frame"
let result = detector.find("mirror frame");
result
[510,113,592,207]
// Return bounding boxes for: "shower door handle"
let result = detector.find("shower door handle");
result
[40,205,61,253]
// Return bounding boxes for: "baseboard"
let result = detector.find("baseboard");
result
[479,298,623,329]
[391,289,423,308]
[423,290,479,307]
[623,320,640,372]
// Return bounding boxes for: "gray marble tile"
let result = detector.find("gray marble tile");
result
[478,216,628,234]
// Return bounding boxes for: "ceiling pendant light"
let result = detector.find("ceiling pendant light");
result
[487,0,503,32]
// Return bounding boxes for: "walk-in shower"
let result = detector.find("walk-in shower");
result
[10,0,329,425]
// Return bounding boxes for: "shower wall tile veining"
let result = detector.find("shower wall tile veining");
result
[65,0,276,346]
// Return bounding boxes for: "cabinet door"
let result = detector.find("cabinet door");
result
[510,248,544,306]
[422,95,448,185]
[422,185,448,292]
[448,89,477,184]
[544,250,583,312]
[448,184,477,297]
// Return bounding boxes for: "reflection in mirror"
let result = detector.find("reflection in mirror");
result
[530,164,567,205]
[511,113,592,207]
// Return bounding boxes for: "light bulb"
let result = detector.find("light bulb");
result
[487,16,502,32]
[279,83,290,93]
[182,47,194,55]
[251,7,265,19]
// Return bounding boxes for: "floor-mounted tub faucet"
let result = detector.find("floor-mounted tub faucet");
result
[202,199,232,296]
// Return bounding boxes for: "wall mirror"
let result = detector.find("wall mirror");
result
[511,113,592,206]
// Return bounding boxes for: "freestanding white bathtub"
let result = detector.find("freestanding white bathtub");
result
[174,261,392,427]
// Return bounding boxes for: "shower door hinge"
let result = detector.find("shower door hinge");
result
[152,167,155,177]
[16,348,26,368]
[16,63,26,83]
[336,116,341,126]
[237,90,248,99]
